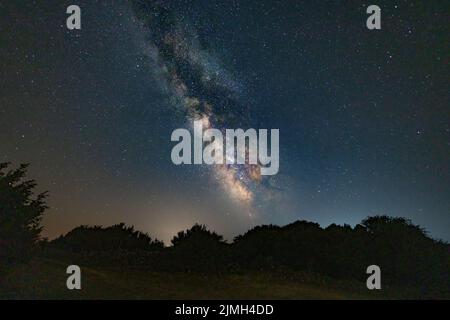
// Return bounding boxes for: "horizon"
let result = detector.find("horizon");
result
[43,213,446,246]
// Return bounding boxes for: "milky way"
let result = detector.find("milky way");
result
[130,1,272,213]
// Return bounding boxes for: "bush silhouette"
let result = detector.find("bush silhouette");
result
[169,224,229,272]
[43,216,449,297]
[49,223,164,266]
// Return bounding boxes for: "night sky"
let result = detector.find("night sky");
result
[1,0,449,243]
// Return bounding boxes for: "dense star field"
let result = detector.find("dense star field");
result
[0,0,448,243]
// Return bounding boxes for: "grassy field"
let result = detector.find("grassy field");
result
[0,258,400,299]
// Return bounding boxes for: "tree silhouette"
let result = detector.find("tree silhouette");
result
[171,224,224,247]
[0,163,47,264]
[48,223,164,266]
[170,224,228,272]
[52,223,164,252]
[359,215,450,290]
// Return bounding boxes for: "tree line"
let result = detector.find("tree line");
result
[1,162,449,297]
